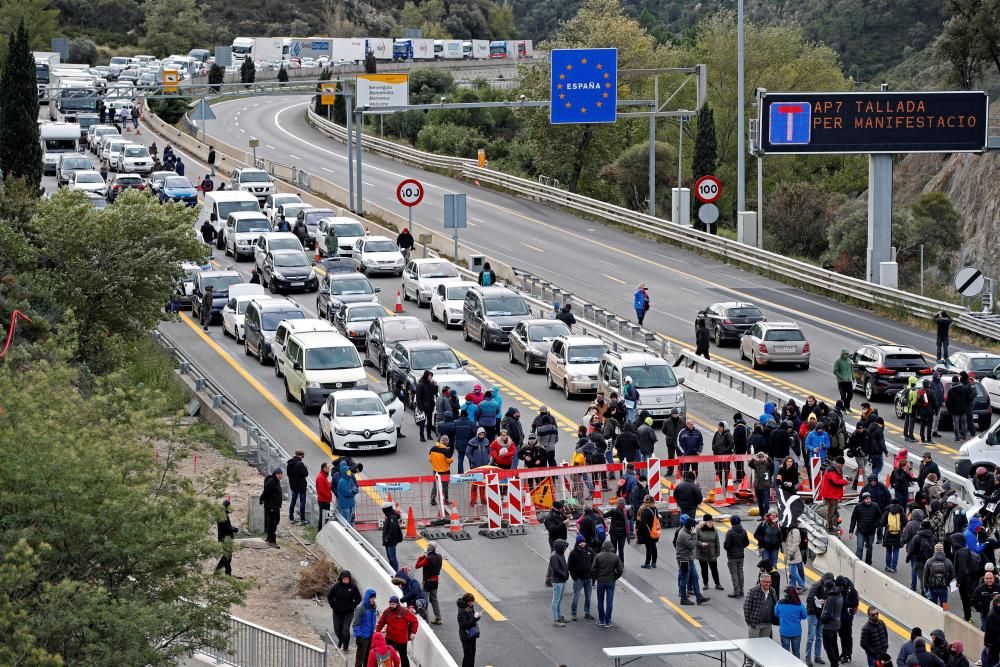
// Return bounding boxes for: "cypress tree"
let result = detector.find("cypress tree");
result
[277,64,288,82]
[239,57,255,85]
[691,104,717,181]
[0,19,43,188]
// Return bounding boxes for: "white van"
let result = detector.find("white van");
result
[200,191,261,250]
[597,350,686,420]
[956,419,1000,477]
[273,318,336,378]
[40,122,80,175]
[281,331,367,413]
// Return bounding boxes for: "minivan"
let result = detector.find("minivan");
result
[545,336,608,399]
[462,286,531,350]
[273,318,337,378]
[281,331,367,413]
[200,191,261,249]
[956,418,1000,478]
[597,351,685,421]
[243,298,306,365]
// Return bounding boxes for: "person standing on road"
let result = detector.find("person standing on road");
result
[867,418,888,480]
[973,571,999,630]
[754,511,783,569]
[633,284,650,325]
[923,543,955,608]
[850,492,882,565]
[286,449,309,525]
[476,391,500,441]
[749,452,773,518]
[929,372,945,438]
[544,501,569,587]
[819,579,843,667]
[774,585,808,658]
[678,420,704,476]
[724,515,750,598]
[199,284,214,331]
[567,535,595,621]
[784,520,806,591]
[416,542,444,625]
[555,303,577,329]
[415,370,437,443]
[880,501,906,573]
[549,538,570,627]
[453,409,476,473]
[207,145,216,176]
[603,498,630,564]
[934,311,953,362]
[833,349,854,412]
[673,470,703,519]
[328,571,362,651]
[534,408,560,467]
[259,468,283,548]
[860,607,889,667]
[336,461,360,525]
[637,495,661,569]
[676,515,711,605]
[381,502,403,571]
[622,377,639,423]
[805,573,833,666]
[215,498,238,576]
[817,457,849,533]
[428,435,454,506]
[593,540,624,628]
[376,597,418,667]
[712,421,734,490]
[366,632,400,667]
[696,514,724,591]
[175,156,186,176]
[901,377,920,442]
[960,371,977,438]
[317,462,333,529]
[637,416,658,463]
[352,590,379,667]
[946,376,970,442]
[743,573,779,657]
[456,593,480,667]
[695,319,711,361]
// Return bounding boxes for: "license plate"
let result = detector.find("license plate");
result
[897,371,914,377]
[591,383,598,389]
[358,444,378,450]
[987,501,998,513]
[290,282,304,287]
[777,346,797,352]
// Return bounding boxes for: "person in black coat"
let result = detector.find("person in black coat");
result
[215,499,239,576]
[414,370,437,442]
[544,502,569,587]
[327,570,362,650]
[850,492,883,565]
[457,593,481,667]
[286,450,309,524]
[555,303,577,329]
[200,219,217,245]
[695,320,711,360]
[259,468,284,547]
[673,472,703,518]
[615,421,640,463]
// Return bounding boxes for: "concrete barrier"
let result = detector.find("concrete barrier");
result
[316,520,458,667]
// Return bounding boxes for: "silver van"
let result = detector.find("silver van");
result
[597,351,685,421]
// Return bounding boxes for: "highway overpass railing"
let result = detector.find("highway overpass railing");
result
[193,615,337,667]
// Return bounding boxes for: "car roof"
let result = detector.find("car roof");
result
[331,389,383,401]
[237,167,268,175]
[869,345,921,353]
[302,207,334,213]
[281,319,335,332]
[758,321,800,329]
[60,152,87,159]
[199,270,240,279]
[394,340,453,352]
[251,298,301,311]
[959,352,1000,359]
[269,248,306,257]
[112,173,142,180]
[558,335,605,346]
[710,301,758,309]
[74,170,102,176]
[228,211,267,219]
[364,235,392,243]
[290,330,351,347]
[152,170,178,177]
[207,191,259,202]
[412,257,454,266]
[233,293,273,303]
[473,286,516,296]
[259,232,299,241]
[320,216,363,224]
[604,350,667,364]
[123,143,146,149]
[329,271,371,281]
[380,315,423,326]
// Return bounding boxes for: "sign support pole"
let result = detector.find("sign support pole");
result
[649,77,657,218]
[346,91,354,213]
[867,154,893,285]
[355,109,364,213]
[453,227,459,262]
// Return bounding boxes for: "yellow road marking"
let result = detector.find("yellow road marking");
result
[415,538,506,622]
[660,596,702,628]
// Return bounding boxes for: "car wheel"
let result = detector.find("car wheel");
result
[480,328,489,351]
[894,397,904,419]
[800,362,810,371]
[564,380,573,400]
[547,370,557,390]
[864,378,875,401]
[258,343,267,366]
[402,288,409,302]
[380,357,387,377]
[509,346,518,365]
[430,307,438,323]
[222,324,230,338]
[714,326,723,346]
[751,352,761,370]
[244,339,253,357]
[463,323,471,342]
[319,427,329,444]
[274,361,283,378]
[301,390,312,414]
[285,381,294,402]
[739,345,746,361]
[224,243,232,257]
[419,296,428,309]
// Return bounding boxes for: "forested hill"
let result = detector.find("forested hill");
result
[511,0,948,81]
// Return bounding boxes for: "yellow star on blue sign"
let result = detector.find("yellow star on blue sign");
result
[549,48,617,125]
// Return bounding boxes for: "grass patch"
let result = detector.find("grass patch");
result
[119,336,188,413]
[187,421,239,458]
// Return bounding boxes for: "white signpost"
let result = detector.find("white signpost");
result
[355,74,409,109]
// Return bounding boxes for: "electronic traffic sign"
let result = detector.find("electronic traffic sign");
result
[757,91,989,154]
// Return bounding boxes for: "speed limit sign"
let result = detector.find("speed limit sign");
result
[694,175,723,204]
[396,179,424,207]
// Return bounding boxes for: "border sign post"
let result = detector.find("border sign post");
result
[549,48,617,125]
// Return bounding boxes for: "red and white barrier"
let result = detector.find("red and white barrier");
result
[647,457,661,502]
[486,473,503,531]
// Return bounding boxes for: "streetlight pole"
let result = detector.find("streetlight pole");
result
[736,0,746,213]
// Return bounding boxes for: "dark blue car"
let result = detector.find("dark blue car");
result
[159,176,198,207]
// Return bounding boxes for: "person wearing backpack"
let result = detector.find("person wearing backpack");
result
[907,520,937,592]
[637,495,660,569]
[366,632,400,667]
[951,533,982,623]
[881,502,906,573]
[917,379,938,444]
[922,543,955,607]
[819,579,843,667]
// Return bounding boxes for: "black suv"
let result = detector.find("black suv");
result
[385,340,468,404]
[851,344,932,400]
[695,302,765,346]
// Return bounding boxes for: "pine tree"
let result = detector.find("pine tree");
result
[207,63,225,92]
[692,104,718,181]
[0,19,42,189]
[277,64,288,82]
[239,56,255,85]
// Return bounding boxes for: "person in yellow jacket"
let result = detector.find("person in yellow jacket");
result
[429,435,455,507]
[901,376,919,443]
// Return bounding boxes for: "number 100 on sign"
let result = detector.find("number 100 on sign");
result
[694,175,722,204]
[396,179,424,207]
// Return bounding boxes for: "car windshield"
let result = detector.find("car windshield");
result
[365,240,397,253]
[273,253,309,267]
[410,349,461,370]
[236,301,252,314]
[568,345,607,364]
[63,158,92,170]
[419,262,459,279]
[484,296,529,317]
[164,177,192,189]
[347,306,386,322]
[526,322,570,342]
[201,275,242,292]
[305,210,334,225]
[124,146,148,157]
[333,222,365,237]
[240,171,271,183]
[88,197,108,209]
[332,278,373,295]
[270,238,302,252]
[153,172,177,183]
[305,346,361,370]
[236,218,269,233]
[445,379,479,397]
[884,353,928,368]
[335,396,385,417]
[75,172,102,183]
[445,285,471,301]
[763,329,805,342]
[383,320,429,342]
[261,310,305,330]
[272,196,300,208]
[282,205,308,219]
[969,357,1000,372]
[726,307,763,319]
[624,365,678,389]
[218,201,260,218]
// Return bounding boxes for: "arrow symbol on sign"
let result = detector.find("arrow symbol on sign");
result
[777,104,805,142]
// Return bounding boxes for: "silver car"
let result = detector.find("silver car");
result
[739,321,810,370]
[508,319,571,372]
[546,335,608,399]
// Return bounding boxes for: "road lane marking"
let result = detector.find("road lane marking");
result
[288,154,302,160]
[266,144,276,149]
[660,596,702,628]
[416,538,506,621]
[240,128,246,134]
[520,242,543,253]
[322,167,335,173]
[603,274,626,285]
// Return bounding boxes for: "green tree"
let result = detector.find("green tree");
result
[207,63,225,92]
[0,0,58,54]
[0,541,62,667]
[0,20,43,190]
[691,104,717,182]
[364,49,377,74]
[240,56,255,85]
[277,64,288,82]
[895,192,962,275]
[936,13,983,88]
[409,67,455,104]
[762,182,838,260]
[597,140,678,212]
[398,1,425,29]
[488,3,516,39]
[142,0,210,59]
[416,122,487,157]
[67,37,98,65]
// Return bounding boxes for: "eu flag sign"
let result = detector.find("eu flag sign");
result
[550,48,617,125]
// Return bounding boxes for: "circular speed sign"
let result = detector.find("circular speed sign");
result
[396,179,424,207]
[694,175,723,204]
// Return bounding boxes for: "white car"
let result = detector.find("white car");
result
[119,144,153,174]
[430,280,476,328]
[87,125,118,152]
[66,170,106,195]
[351,235,405,276]
[318,390,399,454]
[230,167,276,202]
[263,193,303,222]
[221,285,269,342]
[224,211,271,261]
[317,217,367,257]
[253,232,304,273]
[103,138,129,169]
[401,258,462,307]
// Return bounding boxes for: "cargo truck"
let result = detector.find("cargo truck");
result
[434,40,464,59]
[33,51,60,103]
[462,40,489,60]
[329,38,366,63]
[488,40,533,59]
[48,68,98,123]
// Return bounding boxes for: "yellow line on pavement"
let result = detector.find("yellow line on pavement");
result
[415,538,506,622]
[660,596,702,628]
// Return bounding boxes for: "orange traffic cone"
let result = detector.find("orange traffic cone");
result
[735,474,754,502]
[404,506,419,540]
[395,289,404,313]
[725,475,737,505]
[523,490,539,525]
[855,471,865,493]
[448,501,463,534]
[712,475,728,508]
[592,486,603,508]
[666,485,678,512]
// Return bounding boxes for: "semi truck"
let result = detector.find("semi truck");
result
[230,37,291,63]
[329,38,366,63]
[392,38,434,61]
[48,68,99,123]
[33,51,61,103]
[366,38,394,61]
[434,40,464,59]
[462,40,489,59]
[488,40,534,59]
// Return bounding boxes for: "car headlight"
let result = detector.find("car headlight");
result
[272,270,284,279]
[334,427,348,436]
[384,425,396,434]
[485,320,500,329]
[308,269,316,280]
[305,381,322,389]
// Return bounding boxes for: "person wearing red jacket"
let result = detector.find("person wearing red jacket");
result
[817,457,849,534]
[376,596,418,667]
[489,430,516,469]
[366,632,400,667]
[316,462,333,530]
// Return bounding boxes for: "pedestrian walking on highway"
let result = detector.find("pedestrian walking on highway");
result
[819,579,843,667]
[328,571,362,651]
[834,575,859,663]
[215,498,239,576]
[336,460,360,525]
[804,573,832,666]
[207,145,216,176]
[743,573,778,657]
[695,319,711,361]
[860,607,889,667]
[923,543,955,607]
[817,458,849,533]
[415,370,437,442]
[850,492,882,565]
[784,521,806,590]
[396,227,414,263]
[593,540,624,628]
[352,591,379,667]
[381,502,403,571]
[544,501,569,586]
[286,450,309,525]
[774,586,808,658]
[456,594,480,667]
[677,420,704,476]
[199,284,214,330]
[881,502,905,572]
[428,435,454,506]
[633,284,650,325]
[637,495,660,569]
[175,156,186,176]
[724,515,750,598]
[933,310,953,362]
[567,535,595,621]
[316,462,333,529]
[366,632,400,667]
[555,302,576,329]
[130,105,139,130]
[259,467,283,548]
[749,452,773,518]
[907,519,937,593]
[833,349,854,412]
[416,542,444,625]
[376,597,418,667]
[549,538,570,626]
[477,261,497,287]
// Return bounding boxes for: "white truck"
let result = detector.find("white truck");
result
[40,123,81,176]
[33,51,61,103]
[329,38,365,63]
[232,37,255,61]
[488,40,534,59]
[366,38,394,61]
[392,38,435,61]
[289,38,331,60]
[462,40,489,60]
[48,68,98,123]
[434,40,464,59]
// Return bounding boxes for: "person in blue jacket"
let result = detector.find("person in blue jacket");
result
[466,427,493,469]
[394,566,427,616]
[774,586,808,658]
[352,589,379,663]
[759,402,777,427]
[633,284,650,325]
[677,419,704,476]
[336,460,359,524]
[476,391,500,440]
[805,423,832,463]
[965,517,987,554]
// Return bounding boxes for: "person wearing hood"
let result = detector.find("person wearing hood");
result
[533,408,560,467]
[636,495,661,570]
[806,422,832,463]
[833,349,854,411]
[337,460,360,524]
[774,585,808,658]
[567,535,595,621]
[860,607,890,667]
[636,416,658,462]
[805,572,834,666]
[393,566,426,614]
[376,595,418,667]
[946,640,970,667]
[890,457,915,507]
[465,384,485,406]
[724,515,750,598]
[907,517,937,592]
[760,402,778,427]
[953,530,982,623]
[453,409,476,473]
[556,302,577,328]
[328,571,363,651]
[353,590,379,667]
[732,413,749,482]
[677,419,704,475]
[456,593,480,667]
[633,283,650,325]
[712,421,735,490]
[593,540,624,627]
[414,370,437,442]
[695,318,711,361]
[817,457,849,533]
[415,542,444,625]
[927,630,949,664]
[850,492,883,565]
[466,427,492,472]
[615,420,641,463]
[518,433,548,473]
[476,391,500,440]
[381,502,403,571]
[819,579,844,667]
[549,538,570,626]
[754,511,783,569]
[500,407,523,460]
[901,376,921,442]
[259,467,284,547]
[696,514,724,591]
[622,375,640,422]
[396,227,414,260]
[867,417,888,479]
[673,470,704,518]
[928,372,946,438]
[835,575,860,664]
[660,408,683,476]
[964,517,987,555]
[436,409,456,444]
[749,452,773,518]
[881,502,907,573]
[676,514,711,605]
[923,543,955,607]
[428,435,454,506]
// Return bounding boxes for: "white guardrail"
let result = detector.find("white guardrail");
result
[304,106,1000,344]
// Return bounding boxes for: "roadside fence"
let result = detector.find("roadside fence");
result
[195,616,339,667]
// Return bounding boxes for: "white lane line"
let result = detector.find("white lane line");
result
[288,154,302,160]
[265,144,276,149]
[362,181,375,187]
[239,128,246,134]
[321,167,335,173]
[603,274,626,284]
[520,242,544,253]
[470,218,485,223]
[234,121,239,127]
